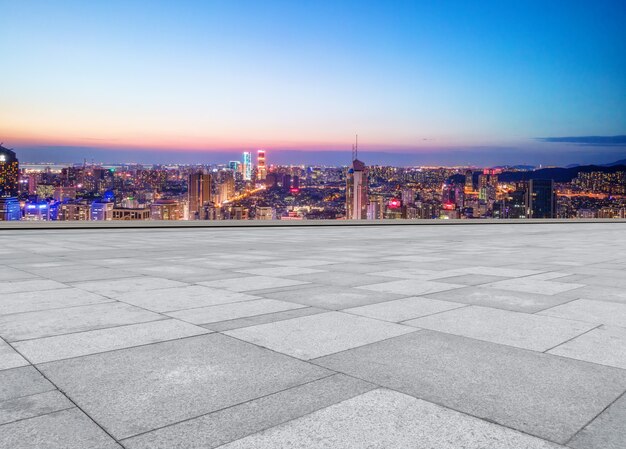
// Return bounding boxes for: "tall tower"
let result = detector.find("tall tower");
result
[188,172,212,219]
[345,137,368,220]
[242,152,252,181]
[0,144,19,197]
[257,150,266,181]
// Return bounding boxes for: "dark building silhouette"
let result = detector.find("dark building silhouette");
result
[525,179,556,218]
[0,145,19,197]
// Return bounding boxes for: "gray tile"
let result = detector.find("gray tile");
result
[0,280,68,294]
[287,271,395,288]
[357,279,464,296]
[24,266,137,283]
[257,284,409,309]
[484,278,584,295]
[204,307,327,332]
[218,389,562,449]
[568,393,626,449]
[0,366,55,402]
[235,266,325,277]
[199,276,310,292]
[0,408,121,449]
[403,306,595,351]
[0,339,28,370]
[15,319,210,364]
[166,299,307,324]
[0,390,73,425]
[423,286,575,313]
[38,334,330,439]
[266,259,335,267]
[115,285,259,313]
[72,276,187,297]
[538,299,626,327]
[225,311,416,360]
[315,330,626,443]
[123,374,375,449]
[0,288,112,316]
[548,325,626,369]
[436,274,511,285]
[0,302,163,342]
[344,296,466,322]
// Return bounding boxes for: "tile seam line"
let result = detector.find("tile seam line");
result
[210,383,566,449]
[117,372,340,442]
[5,341,123,446]
[0,405,76,428]
[564,389,626,446]
[542,324,604,354]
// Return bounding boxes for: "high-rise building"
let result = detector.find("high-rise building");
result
[242,152,252,181]
[525,179,556,218]
[228,161,240,172]
[90,201,113,221]
[150,199,183,220]
[188,172,212,219]
[0,197,21,221]
[346,158,368,220]
[257,150,266,181]
[464,170,473,192]
[0,145,19,197]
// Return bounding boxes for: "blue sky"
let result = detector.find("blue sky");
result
[1,0,625,165]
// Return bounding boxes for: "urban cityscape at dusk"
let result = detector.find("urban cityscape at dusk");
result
[1,144,625,222]
[2,2,626,449]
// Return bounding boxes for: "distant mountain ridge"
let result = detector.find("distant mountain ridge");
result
[498,163,626,183]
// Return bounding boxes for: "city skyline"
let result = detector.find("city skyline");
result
[2,1,625,165]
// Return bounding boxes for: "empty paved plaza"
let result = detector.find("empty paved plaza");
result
[1,222,626,448]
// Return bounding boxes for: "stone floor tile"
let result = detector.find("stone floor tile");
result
[123,374,375,449]
[286,271,395,288]
[0,390,73,425]
[0,302,163,342]
[344,296,466,322]
[166,299,306,324]
[225,311,416,360]
[403,305,595,351]
[218,389,562,449]
[568,393,626,449]
[538,299,626,327]
[204,307,327,332]
[436,274,511,285]
[235,266,325,277]
[199,276,310,292]
[423,286,575,313]
[38,334,330,439]
[0,408,121,449]
[548,325,626,369]
[0,366,55,402]
[357,279,464,296]
[257,285,409,309]
[0,288,112,316]
[484,278,584,295]
[15,319,209,364]
[71,277,188,297]
[0,280,68,295]
[0,339,28,370]
[115,285,259,313]
[314,330,626,443]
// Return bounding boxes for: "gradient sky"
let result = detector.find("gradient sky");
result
[1,0,625,165]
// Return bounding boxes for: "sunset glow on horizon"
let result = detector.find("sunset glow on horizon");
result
[1,0,625,165]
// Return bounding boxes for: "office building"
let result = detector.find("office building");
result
[0,197,21,221]
[525,179,556,218]
[150,199,183,220]
[91,201,114,221]
[346,158,368,220]
[242,152,252,181]
[257,150,267,181]
[0,145,19,198]
[188,172,212,219]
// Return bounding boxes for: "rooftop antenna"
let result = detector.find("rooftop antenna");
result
[355,134,358,160]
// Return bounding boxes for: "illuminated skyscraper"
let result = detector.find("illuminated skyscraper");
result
[188,172,212,219]
[242,152,252,181]
[346,158,368,220]
[525,179,556,218]
[0,145,19,197]
[257,150,266,181]
[464,170,473,192]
